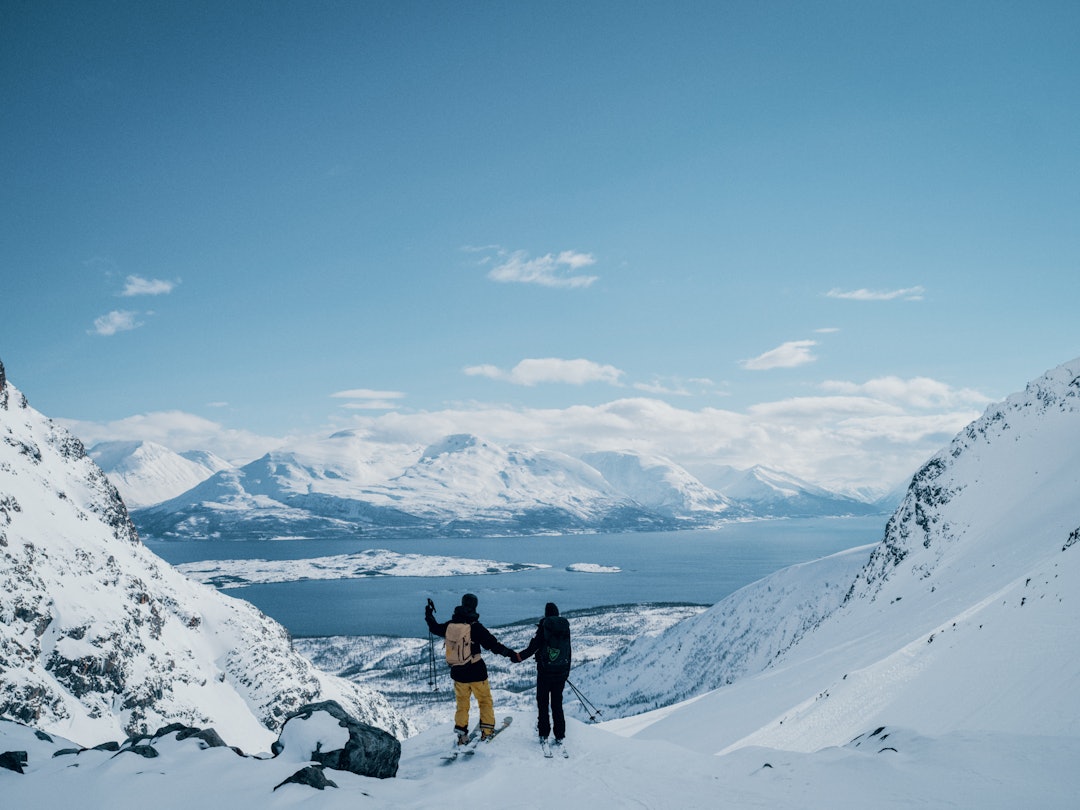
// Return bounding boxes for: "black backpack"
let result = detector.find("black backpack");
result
[539,616,571,673]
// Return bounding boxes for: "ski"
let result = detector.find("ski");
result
[540,737,568,758]
[440,723,480,764]
[461,716,513,757]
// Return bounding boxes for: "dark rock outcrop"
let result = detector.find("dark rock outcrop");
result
[146,722,229,749]
[274,764,339,791]
[0,749,28,773]
[272,700,400,779]
[118,744,159,759]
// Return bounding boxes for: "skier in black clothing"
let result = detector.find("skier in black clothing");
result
[425,593,519,746]
[518,602,571,751]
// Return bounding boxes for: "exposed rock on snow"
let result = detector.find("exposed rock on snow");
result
[272,700,400,780]
[274,763,338,791]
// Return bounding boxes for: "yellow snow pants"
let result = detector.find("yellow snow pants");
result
[454,679,495,734]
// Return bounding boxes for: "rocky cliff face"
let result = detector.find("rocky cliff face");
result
[0,363,410,751]
[580,357,1080,722]
[847,357,1080,602]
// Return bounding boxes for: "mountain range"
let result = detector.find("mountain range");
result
[0,360,410,752]
[106,433,886,541]
[4,355,1078,807]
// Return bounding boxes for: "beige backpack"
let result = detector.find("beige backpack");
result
[444,622,481,667]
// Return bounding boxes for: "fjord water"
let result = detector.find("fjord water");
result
[148,516,885,637]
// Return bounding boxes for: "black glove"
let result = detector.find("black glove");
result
[424,599,434,619]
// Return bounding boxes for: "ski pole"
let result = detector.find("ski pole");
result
[566,678,602,722]
[427,598,438,692]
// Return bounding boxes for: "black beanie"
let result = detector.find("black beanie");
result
[545,602,559,617]
[461,593,479,610]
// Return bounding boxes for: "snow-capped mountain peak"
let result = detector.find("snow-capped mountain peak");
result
[581,449,737,518]
[420,432,481,459]
[693,463,883,517]
[88,439,232,508]
[136,434,704,539]
[849,357,1080,602]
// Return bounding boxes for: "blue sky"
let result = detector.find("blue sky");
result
[2,1,1078,492]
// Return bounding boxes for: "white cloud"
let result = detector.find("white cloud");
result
[748,395,904,420]
[633,380,691,396]
[330,388,406,411]
[820,376,992,409]
[826,286,925,301]
[331,388,406,400]
[632,377,725,397]
[463,364,504,380]
[486,249,599,288]
[335,387,983,493]
[340,400,405,411]
[60,410,284,465]
[74,372,991,495]
[465,357,624,386]
[741,340,818,371]
[121,275,176,296]
[89,310,143,336]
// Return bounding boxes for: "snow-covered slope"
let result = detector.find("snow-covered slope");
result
[600,357,1080,755]
[696,463,884,517]
[580,543,875,715]
[0,361,409,751]
[5,358,1080,807]
[581,449,740,520]
[5,705,1078,809]
[88,440,232,508]
[136,434,686,539]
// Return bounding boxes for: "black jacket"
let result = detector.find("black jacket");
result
[519,617,571,675]
[426,605,516,683]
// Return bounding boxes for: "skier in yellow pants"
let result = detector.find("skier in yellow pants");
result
[425,593,520,744]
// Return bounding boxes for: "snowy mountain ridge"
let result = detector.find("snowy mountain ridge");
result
[89,439,232,508]
[581,449,738,518]
[0,361,409,751]
[133,433,738,540]
[592,356,1080,757]
[692,463,883,517]
[129,432,883,540]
